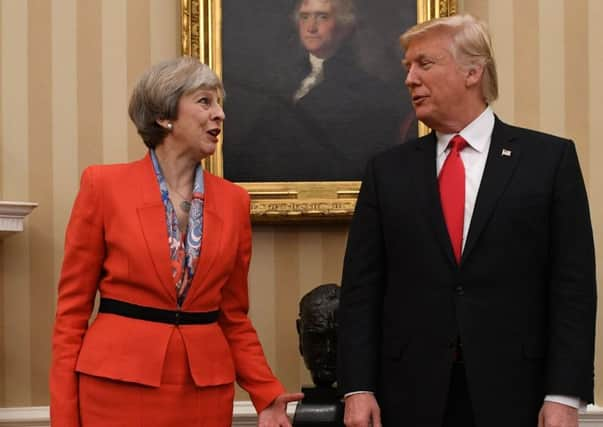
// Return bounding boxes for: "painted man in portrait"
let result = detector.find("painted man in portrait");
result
[224,0,412,182]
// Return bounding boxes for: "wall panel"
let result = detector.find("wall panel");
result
[51,0,78,291]
[513,0,539,129]
[588,0,603,404]
[27,0,54,405]
[1,0,32,407]
[564,0,590,181]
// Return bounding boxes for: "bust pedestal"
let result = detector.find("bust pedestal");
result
[293,386,344,427]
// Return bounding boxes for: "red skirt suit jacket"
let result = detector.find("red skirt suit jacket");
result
[50,154,284,426]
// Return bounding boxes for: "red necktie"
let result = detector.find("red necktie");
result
[439,135,467,264]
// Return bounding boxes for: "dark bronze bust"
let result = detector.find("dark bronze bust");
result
[294,284,343,426]
[297,283,340,387]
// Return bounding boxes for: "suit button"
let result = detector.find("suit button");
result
[455,285,464,296]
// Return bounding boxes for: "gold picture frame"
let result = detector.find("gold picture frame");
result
[181,0,457,223]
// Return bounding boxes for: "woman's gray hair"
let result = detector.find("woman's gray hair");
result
[400,14,498,103]
[292,0,357,30]
[128,56,223,149]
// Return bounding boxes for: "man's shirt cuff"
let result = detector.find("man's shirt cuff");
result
[344,391,374,399]
[544,395,583,409]
[345,393,581,408]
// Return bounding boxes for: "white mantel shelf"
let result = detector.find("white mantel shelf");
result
[0,201,38,238]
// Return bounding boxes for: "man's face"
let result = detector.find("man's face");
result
[297,317,337,386]
[297,0,341,59]
[403,30,472,132]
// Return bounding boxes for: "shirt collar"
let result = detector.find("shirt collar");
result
[308,53,325,72]
[435,106,495,156]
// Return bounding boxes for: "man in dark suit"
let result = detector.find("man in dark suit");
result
[337,13,597,427]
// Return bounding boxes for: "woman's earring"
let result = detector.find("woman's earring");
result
[167,123,173,130]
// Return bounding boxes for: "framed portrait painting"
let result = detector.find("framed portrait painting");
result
[181,0,457,222]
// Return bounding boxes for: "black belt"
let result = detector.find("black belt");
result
[99,298,220,325]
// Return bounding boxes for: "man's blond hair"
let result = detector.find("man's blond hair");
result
[400,14,498,103]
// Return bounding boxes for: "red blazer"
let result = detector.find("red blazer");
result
[50,154,284,426]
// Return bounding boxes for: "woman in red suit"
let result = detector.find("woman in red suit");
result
[50,57,302,426]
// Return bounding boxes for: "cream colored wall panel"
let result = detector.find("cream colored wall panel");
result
[0,243,3,404]
[101,0,128,164]
[460,0,488,21]
[248,227,277,364]
[297,228,324,384]
[2,234,31,406]
[564,0,590,182]
[1,1,29,200]
[274,229,301,392]
[0,2,4,403]
[538,0,565,137]
[28,0,54,405]
[76,0,103,172]
[321,225,347,285]
[150,0,179,63]
[1,0,32,406]
[236,227,278,400]
[0,0,3,197]
[513,0,540,129]
[126,0,151,161]
[587,0,603,406]
[51,0,78,289]
[488,0,514,121]
[299,228,325,295]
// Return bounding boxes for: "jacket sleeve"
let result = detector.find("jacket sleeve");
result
[546,140,597,403]
[337,158,386,395]
[218,189,285,413]
[50,167,105,427]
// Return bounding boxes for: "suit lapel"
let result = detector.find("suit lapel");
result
[182,172,224,307]
[136,154,177,301]
[415,133,458,266]
[462,118,520,262]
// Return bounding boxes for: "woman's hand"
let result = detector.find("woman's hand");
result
[257,392,304,427]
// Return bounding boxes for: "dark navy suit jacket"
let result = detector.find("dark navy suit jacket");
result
[338,117,597,426]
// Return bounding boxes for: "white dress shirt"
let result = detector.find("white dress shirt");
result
[346,106,581,410]
[436,106,494,251]
[293,54,325,102]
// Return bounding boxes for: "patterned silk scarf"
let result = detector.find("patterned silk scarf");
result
[150,149,205,307]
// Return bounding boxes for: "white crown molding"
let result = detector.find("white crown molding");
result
[0,201,38,238]
[0,403,600,427]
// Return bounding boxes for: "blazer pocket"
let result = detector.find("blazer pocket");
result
[180,324,236,387]
[75,314,173,387]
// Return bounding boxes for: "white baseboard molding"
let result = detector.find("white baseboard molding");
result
[0,403,601,426]
[0,401,297,427]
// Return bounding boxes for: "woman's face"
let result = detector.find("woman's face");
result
[169,88,225,160]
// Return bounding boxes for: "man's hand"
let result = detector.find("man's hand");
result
[257,392,304,427]
[538,401,578,427]
[344,393,381,427]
